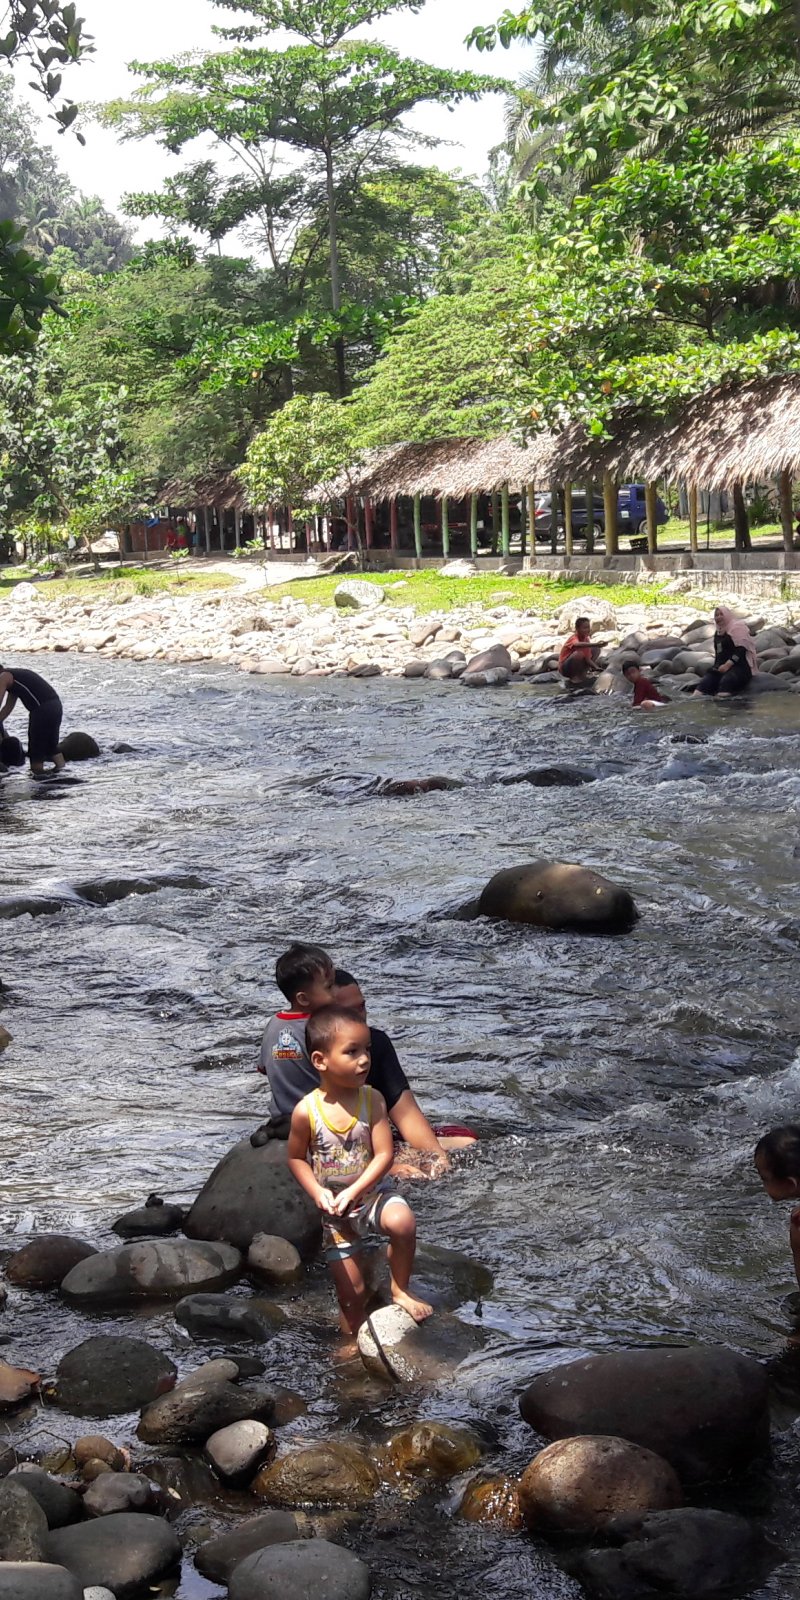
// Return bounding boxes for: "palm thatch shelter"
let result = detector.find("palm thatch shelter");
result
[160,470,251,553]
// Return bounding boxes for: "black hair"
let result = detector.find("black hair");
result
[622,661,641,677]
[307,1004,368,1059]
[575,616,591,629]
[275,941,333,1004]
[334,968,358,988]
[755,1125,800,1180]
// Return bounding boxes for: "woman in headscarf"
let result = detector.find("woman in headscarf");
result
[694,606,758,697]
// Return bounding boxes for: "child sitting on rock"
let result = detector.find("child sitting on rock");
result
[755,1126,800,1291]
[622,660,669,709]
[287,1003,432,1339]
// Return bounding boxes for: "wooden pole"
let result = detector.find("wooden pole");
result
[779,468,794,554]
[267,504,275,553]
[519,489,526,559]
[549,478,560,555]
[490,492,499,553]
[584,481,595,554]
[527,482,536,559]
[564,481,574,561]
[413,494,422,561]
[441,495,450,558]
[364,497,374,550]
[688,485,698,553]
[389,499,398,552]
[346,496,355,551]
[234,505,242,550]
[500,482,510,558]
[603,471,618,555]
[645,480,658,555]
[469,494,478,559]
[203,505,211,555]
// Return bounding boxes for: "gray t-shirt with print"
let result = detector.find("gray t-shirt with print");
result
[259,1011,317,1115]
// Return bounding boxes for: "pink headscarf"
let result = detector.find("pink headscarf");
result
[715,607,758,672]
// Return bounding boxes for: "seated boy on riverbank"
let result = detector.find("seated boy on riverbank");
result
[287,1003,432,1337]
[622,660,669,709]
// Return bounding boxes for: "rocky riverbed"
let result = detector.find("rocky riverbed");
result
[4,574,800,691]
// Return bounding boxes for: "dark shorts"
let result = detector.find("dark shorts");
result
[28,697,63,764]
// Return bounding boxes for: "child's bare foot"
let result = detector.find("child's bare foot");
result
[392,1287,433,1322]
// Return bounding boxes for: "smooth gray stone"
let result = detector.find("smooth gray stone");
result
[47,1513,181,1600]
[229,1539,371,1600]
[0,1564,82,1599]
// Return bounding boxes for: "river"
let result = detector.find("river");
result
[1,651,800,1598]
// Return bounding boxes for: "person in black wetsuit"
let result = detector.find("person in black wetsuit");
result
[694,606,757,698]
[0,665,65,774]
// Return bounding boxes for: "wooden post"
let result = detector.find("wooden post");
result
[441,495,450,558]
[527,482,536,559]
[490,491,499,554]
[234,505,242,551]
[389,499,398,552]
[645,481,658,556]
[779,468,794,554]
[603,471,618,555]
[346,496,355,551]
[364,497,374,549]
[549,478,560,555]
[413,494,422,561]
[519,489,526,559]
[584,481,595,554]
[688,485,698,554]
[564,481,574,561]
[143,520,149,558]
[203,505,211,555]
[732,481,752,551]
[500,482,510,558]
[469,494,478,559]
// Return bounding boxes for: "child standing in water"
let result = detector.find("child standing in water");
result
[288,1003,432,1338]
[754,1126,800,1289]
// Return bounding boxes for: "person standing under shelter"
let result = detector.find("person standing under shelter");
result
[0,665,64,775]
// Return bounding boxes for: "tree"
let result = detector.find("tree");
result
[100,0,505,394]
[241,391,356,514]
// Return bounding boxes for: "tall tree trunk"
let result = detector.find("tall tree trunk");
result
[325,144,347,399]
[732,482,752,551]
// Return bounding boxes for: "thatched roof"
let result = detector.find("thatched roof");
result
[161,470,246,510]
[317,434,558,503]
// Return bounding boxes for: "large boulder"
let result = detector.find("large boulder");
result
[228,1539,371,1600]
[60,1239,242,1304]
[8,1467,82,1529]
[334,580,383,610]
[519,1346,769,1482]
[557,596,616,633]
[254,1442,378,1508]
[47,1514,181,1600]
[6,1235,97,1289]
[0,1566,83,1600]
[518,1436,682,1535]
[463,644,513,676]
[195,1511,302,1584]
[477,860,637,933]
[183,1139,321,1257]
[573,1508,772,1598]
[0,1481,49,1560]
[58,732,100,762]
[138,1363,277,1447]
[54,1336,176,1416]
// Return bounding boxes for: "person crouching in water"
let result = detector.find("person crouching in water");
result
[622,661,669,710]
[558,616,601,687]
[754,1126,800,1292]
[288,1004,432,1339]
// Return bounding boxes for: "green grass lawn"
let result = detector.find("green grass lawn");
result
[0,565,236,600]
[267,569,670,614]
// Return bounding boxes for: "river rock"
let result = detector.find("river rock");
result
[9,1467,82,1528]
[403,660,428,677]
[111,1201,184,1239]
[229,1539,371,1600]
[0,1480,49,1559]
[518,1346,769,1482]
[375,775,462,797]
[334,580,383,611]
[519,1436,682,1534]
[477,860,637,933]
[247,1234,302,1285]
[249,658,291,675]
[47,1513,181,1599]
[205,1420,273,1485]
[383,1422,481,1480]
[464,644,513,675]
[195,1511,301,1583]
[0,1566,83,1599]
[58,732,100,761]
[500,765,594,788]
[73,1438,127,1473]
[183,1138,321,1256]
[357,1305,424,1381]
[461,666,511,686]
[54,1336,176,1416]
[254,1442,378,1508]
[558,596,616,632]
[138,1365,277,1446]
[82,1474,156,1517]
[459,1475,523,1530]
[0,1363,39,1411]
[573,1508,771,1598]
[6,1235,96,1289]
[174,1292,283,1342]
[60,1239,242,1303]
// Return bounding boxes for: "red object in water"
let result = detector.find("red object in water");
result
[434,1123,478,1140]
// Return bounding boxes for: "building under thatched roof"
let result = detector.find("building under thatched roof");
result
[317,434,558,504]
[161,469,247,510]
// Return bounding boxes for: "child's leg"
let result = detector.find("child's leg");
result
[328,1252,368,1337]
[379,1197,432,1323]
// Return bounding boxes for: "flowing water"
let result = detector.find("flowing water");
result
[1,651,800,1598]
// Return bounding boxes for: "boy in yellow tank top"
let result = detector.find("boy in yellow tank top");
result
[288,1004,432,1339]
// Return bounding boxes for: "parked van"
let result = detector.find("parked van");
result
[534,485,667,542]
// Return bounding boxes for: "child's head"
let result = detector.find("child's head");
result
[307,1005,370,1089]
[622,661,642,682]
[334,967,366,1022]
[275,942,335,1013]
[754,1125,800,1199]
[575,616,592,640]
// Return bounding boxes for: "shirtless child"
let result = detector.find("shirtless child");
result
[287,1004,432,1338]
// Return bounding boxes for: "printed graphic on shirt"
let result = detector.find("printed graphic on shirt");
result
[273,1027,304,1062]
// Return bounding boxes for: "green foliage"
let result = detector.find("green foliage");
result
[242,392,356,511]
[0,219,61,350]
[0,0,92,137]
